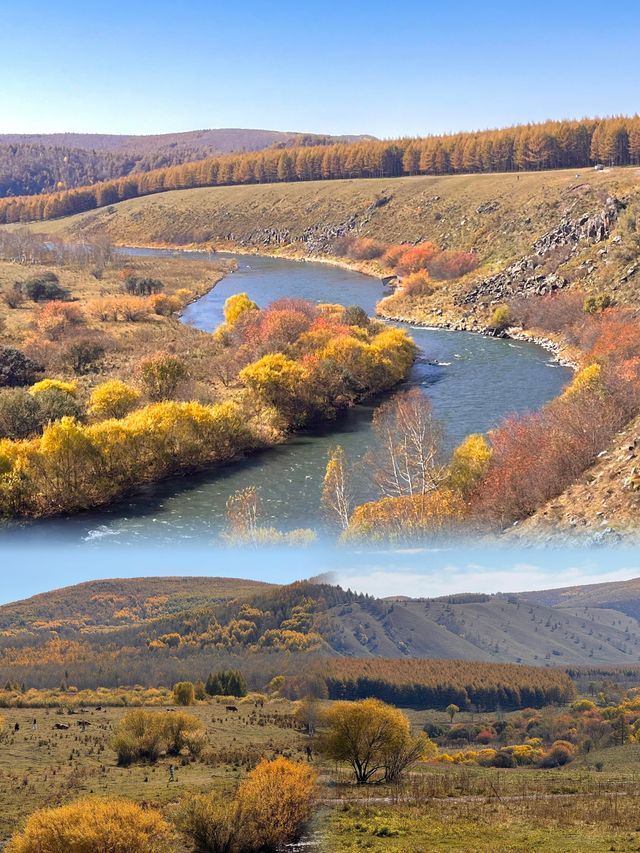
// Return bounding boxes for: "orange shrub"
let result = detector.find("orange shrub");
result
[236,757,317,850]
[396,242,440,275]
[382,244,408,268]
[427,250,479,280]
[402,270,434,296]
[36,301,84,340]
[148,293,181,316]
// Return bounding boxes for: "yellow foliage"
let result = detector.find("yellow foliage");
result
[224,292,259,325]
[562,362,602,399]
[447,433,492,494]
[29,379,77,396]
[0,400,254,517]
[111,708,206,765]
[6,797,173,853]
[236,757,317,849]
[148,292,182,315]
[320,698,432,783]
[88,379,141,419]
[345,488,466,542]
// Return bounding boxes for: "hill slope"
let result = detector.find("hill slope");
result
[1,575,640,691]
[0,576,272,630]
[0,128,373,197]
[30,167,640,275]
[0,129,372,155]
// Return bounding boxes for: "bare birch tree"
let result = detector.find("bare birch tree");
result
[366,388,445,497]
[321,445,352,529]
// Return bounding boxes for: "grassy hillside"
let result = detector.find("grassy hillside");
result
[29,168,640,266]
[2,576,640,689]
[0,576,272,630]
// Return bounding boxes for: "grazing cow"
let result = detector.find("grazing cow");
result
[225,705,239,712]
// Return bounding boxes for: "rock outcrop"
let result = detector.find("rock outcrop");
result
[459,196,624,306]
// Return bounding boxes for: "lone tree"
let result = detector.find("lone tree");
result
[446,703,460,723]
[321,445,352,530]
[319,698,435,784]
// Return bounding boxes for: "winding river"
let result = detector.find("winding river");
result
[2,250,572,545]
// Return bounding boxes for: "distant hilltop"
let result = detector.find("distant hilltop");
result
[0,128,376,199]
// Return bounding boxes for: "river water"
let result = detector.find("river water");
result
[1,250,571,545]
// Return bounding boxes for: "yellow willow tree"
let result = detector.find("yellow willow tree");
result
[319,698,435,784]
[36,417,102,510]
[321,445,352,530]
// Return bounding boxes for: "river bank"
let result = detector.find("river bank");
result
[0,250,570,543]
[116,240,581,371]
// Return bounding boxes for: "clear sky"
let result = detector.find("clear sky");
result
[1,0,639,138]
[2,543,640,605]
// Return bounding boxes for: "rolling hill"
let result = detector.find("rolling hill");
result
[2,575,640,693]
[0,128,373,198]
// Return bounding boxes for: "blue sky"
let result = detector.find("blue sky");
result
[1,1,639,138]
[2,543,640,605]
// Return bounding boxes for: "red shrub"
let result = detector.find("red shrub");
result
[395,243,440,275]
[426,251,479,280]
[473,367,638,524]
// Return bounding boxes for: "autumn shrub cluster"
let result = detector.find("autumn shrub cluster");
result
[110,708,207,765]
[382,241,479,280]
[333,236,479,282]
[219,295,416,428]
[427,687,640,770]
[7,797,174,853]
[177,757,317,853]
[436,740,575,769]
[471,297,640,524]
[0,399,253,516]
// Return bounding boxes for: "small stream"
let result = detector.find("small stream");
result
[0,249,572,545]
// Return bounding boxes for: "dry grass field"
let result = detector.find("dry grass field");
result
[0,698,307,846]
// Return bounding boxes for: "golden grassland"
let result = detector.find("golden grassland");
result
[0,252,231,388]
[4,695,640,852]
[0,698,306,845]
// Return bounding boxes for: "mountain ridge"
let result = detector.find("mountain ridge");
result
[1,574,640,676]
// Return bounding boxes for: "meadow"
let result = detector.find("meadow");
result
[0,697,307,846]
[4,691,640,851]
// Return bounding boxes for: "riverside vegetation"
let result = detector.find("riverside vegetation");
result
[0,233,415,519]
[7,129,640,538]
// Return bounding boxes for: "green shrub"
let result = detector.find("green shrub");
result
[23,273,69,302]
[489,304,512,332]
